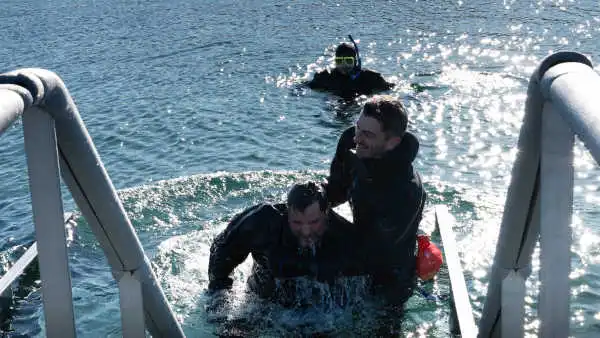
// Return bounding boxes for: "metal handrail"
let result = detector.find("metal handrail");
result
[0,68,184,337]
[479,52,599,337]
[434,205,477,337]
[0,214,74,320]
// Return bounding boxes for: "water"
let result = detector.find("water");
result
[1,0,600,336]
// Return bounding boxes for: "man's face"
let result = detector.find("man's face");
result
[288,201,327,248]
[353,113,398,159]
[334,55,355,75]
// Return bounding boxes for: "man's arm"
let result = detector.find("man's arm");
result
[373,73,395,91]
[369,175,427,305]
[362,70,395,92]
[381,75,395,91]
[306,70,331,90]
[208,204,273,291]
[327,210,365,277]
[325,127,356,208]
[362,172,427,268]
[378,174,426,249]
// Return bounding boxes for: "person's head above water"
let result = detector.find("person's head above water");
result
[286,181,328,249]
[334,42,358,75]
[335,42,357,57]
[354,95,408,159]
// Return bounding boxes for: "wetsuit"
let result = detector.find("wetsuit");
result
[208,203,359,304]
[325,127,427,305]
[307,68,394,99]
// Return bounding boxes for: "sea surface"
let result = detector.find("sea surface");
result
[1,0,600,336]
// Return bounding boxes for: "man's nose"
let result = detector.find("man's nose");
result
[300,223,312,236]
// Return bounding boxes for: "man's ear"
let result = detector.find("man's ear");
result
[385,135,402,151]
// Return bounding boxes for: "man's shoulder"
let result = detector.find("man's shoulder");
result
[339,126,356,145]
[360,69,384,77]
[308,69,333,87]
[358,69,393,88]
[235,204,287,239]
[238,203,285,223]
[388,168,426,202]
[314,69,332,77]
[357,69,385,81]
[257,203,286,217]
[410,170,426,193]
[333,127,357,160]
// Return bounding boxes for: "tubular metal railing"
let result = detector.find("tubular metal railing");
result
[0,69,184,337]
[0,213,74,325]
[480,52,600,337]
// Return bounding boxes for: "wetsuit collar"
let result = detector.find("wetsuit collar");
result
[357,131,420,178]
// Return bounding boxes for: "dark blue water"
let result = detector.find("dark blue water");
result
[1,0,600,336]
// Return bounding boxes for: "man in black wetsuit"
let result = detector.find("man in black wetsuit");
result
[325,95,427,308]
[207,181,358,306]
[307,38,394,100]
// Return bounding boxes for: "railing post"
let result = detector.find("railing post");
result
[23,107,75,338]
[117,270,146,338]
[501,270,526,337]
[478,67,543,337]
[539,102,573,337]
[434,205,477,337]
[1,68,185,337]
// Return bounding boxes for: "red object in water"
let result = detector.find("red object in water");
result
[416,234,443,281]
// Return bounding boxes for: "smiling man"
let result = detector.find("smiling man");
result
[207,182,358,305]
[325,95,427,307]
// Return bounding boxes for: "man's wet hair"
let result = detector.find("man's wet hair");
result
[362,95,408,138]
[287,181,327,212]
[335,42,356,57]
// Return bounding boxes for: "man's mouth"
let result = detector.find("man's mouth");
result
[299,237,314,246]
[298,241,317,257]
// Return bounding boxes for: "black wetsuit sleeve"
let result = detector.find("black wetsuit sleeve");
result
[380,74,395,91]
[307,70,330,90]
[378,176,426,248]
[327,210,365,276]
[325,127,356,208]
[208,204,273,291]
[366,175,427,305]
[365,70,395,92]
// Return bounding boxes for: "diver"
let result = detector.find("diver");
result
[207,181,360,307]
[307,35,395,100]
[325,95,427,308]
